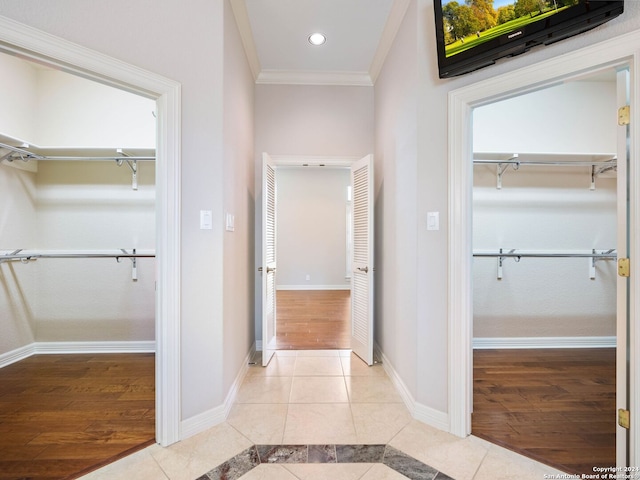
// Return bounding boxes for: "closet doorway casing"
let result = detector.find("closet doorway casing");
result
[0,16,182,446]
[448,32,640,468]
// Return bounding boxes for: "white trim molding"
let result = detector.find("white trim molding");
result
[377,345,450,433]
[277,285,350,291]
[0,341,156,369]
[448,28,640,467]
[0,15,182,447]
[180,346,254,439]
[473,336,616,350]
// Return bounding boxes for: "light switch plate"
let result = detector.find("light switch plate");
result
[427,212,439,231]
[200,210,212,230]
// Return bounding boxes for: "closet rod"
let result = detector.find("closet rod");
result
[473,159,616,167]
[1,251,155,261]
[7,155,155,162]
[473,251,617,259]
[474,249,616,279]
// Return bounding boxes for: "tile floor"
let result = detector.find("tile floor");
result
[78,350,566,480]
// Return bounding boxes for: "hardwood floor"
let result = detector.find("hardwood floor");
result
[0,353,155,480]
[276,290,351,349]
[472,348,616,475]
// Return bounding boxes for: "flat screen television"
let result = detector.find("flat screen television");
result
[434,0,624,78]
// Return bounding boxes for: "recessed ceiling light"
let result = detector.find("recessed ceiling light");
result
[308,33,327,46]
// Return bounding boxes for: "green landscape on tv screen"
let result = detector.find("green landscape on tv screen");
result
[442,0,578,57]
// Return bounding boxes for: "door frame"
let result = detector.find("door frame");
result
[448,31,640,467]
[0,17,182,446]
[256,154,360,353]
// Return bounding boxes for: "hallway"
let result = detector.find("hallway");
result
[78,350,565,480]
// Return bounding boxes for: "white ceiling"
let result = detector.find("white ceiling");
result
[231,0,408,86]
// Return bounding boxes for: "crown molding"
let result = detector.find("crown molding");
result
[369,0,412,84]
[256,69,373,86]
[229,0,261,81]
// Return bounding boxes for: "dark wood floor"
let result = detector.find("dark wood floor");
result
[276,290,351,349]
[0,353,155,480]
[472,348,616,475]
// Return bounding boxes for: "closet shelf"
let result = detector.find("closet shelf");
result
[0,134,155,190]
[473,152,616,189]
[473,248,617,280]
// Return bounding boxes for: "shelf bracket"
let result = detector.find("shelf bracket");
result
[116,149,138,190]
[496,154,519,189]
[119,248,138,281]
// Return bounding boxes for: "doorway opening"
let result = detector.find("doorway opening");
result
[0,17,182,450]
[260,154,375,366]
[274,165,352,350]
[470,68,624,474]
[448,46,637,473]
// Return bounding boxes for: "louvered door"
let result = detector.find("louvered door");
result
[262,153,277,366]
[351,155,374,365]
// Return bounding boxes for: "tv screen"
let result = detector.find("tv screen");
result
[434,0,624,78]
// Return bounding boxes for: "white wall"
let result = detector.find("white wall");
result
[0,52,155,148]
[276,167,350,290]
[222,0,256,398]
[0,53,38,142]
[33,161,156,342]
[254,84,374,339]
[0,165,37,353]
[374,0,419,406]
[472,80,617,340]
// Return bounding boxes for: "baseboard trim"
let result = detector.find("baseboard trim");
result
[277,285,350,291]
[180,346,255,440]
[376,344,450,433]
[0,341,156,368]
[473,336,616,349]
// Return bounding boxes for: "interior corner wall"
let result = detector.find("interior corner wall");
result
[0,0,228,423]
[374,0,419,406]
[254,83,374,340]
[275,167,350,290]
[413,0,640,419]
[222,0,256,395]
[0,164,37,354]
[0,53,38,141]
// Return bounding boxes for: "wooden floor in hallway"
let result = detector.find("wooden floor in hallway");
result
[472,348,616,476]
[0,353,155,480]
[276,290,351,350]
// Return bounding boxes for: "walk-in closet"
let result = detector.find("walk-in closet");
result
[471,69,622,474]
[0,52,157,479]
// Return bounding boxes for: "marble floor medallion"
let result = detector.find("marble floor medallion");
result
[196,443,455,480]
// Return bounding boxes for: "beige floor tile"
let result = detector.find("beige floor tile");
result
[236,375,293,403]
[351,403,412,444]
[473,442,566,480]
[150,423,252,480]
[341,355,387,376]
[345,375,404,403]
[296,349,342,357]
[239,464,299,479]
[387,420,488,480]
[294,356,344,376]
[290,376,349,403]
[283,403,357,444]
[227,403,288,444]
[359,463,410,479]
[284,463,375,480]
[246,356,296,377]
[77,444,167,480]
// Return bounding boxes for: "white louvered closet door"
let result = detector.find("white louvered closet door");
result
[262,153,277,366]
[351,154,375,365]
